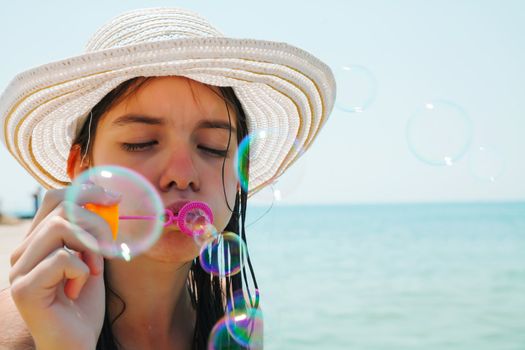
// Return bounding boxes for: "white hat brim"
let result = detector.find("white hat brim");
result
[0,37,336,195]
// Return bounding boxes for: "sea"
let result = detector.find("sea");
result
[245,202,525,350]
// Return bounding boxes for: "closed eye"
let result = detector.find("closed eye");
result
[121,140,158,152]
[198,145,228,157]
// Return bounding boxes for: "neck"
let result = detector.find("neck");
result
[105,257,196,349]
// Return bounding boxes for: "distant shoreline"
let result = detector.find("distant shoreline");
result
[0,213,33,225]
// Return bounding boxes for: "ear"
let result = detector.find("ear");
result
[66,144,89,180]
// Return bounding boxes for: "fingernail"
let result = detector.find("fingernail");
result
[80,182,95,191]
[104,188,122,200]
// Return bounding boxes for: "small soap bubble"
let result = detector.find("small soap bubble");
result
[182,207,211,236]
[246,184,279,228]
[207,317,239,350]
[193,224,220,247]
[406,100,473,166]
[468,145,505,182]
[65,165,164,260]
[235,129,272,192]
[174,201,215,239]
[225,290,264,349]
[235,129,307,193]
[208,292,264,350]
[199,232,246,277]
[271,155,309,203]
[335,64,377,113]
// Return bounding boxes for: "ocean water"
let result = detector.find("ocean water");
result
[245,202,525,350]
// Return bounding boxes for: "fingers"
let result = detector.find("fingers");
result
[10,248,91,307]
[9,207,112,283]
[74,183,122,206]
[27,188,68,235]
[10,183,121,267]
[8,182,119,306]
[26,184,122,237]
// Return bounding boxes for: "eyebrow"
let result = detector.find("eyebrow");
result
[111,114,165,126]
[111,114,236,132]
[197,120,236,133]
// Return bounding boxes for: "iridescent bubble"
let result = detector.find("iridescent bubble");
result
[246,184,279,228]
[183,207,208,233]
[406,101,473,166]
[234,127,308,198]
[289,136,308,159]
[335,64,377,113]
[225,290,264,349]
[468,145,505,182]
[234,129,273,192]
[65,165,164,260]
[193,223,220,248]
[178,202,214,237]
[234,134,250,192]
[199,232,246,277]
[271,156,309,203]
[207,317,239,350]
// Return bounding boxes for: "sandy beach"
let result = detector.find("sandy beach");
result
[0,220,31,289]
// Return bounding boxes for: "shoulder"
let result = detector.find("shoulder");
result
[0,288,35,350]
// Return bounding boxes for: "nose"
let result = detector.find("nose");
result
[158,145,200,193]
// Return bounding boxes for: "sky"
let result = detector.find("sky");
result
[0,0,524,213]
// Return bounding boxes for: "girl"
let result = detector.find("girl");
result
[0,7,335,350]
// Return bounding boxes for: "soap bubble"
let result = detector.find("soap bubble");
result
[406,100,473,166]
[468,145,505,182]
[208,290,264,350]
[335,64,377,113]
[225,289,264,348]
[199,232,247,277]
[65,165,164,260]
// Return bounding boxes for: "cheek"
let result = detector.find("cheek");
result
[92,141,158,183]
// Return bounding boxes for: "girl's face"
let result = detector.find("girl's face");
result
[87,76,239,262]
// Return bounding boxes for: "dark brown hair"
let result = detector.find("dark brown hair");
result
[72,77,258,349]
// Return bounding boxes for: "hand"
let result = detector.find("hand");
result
[8,184,120,350]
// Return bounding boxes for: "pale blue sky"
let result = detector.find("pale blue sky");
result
[1,0,524,213]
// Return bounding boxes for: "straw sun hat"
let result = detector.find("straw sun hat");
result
[0,7,336,195]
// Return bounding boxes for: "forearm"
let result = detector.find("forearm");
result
[0,288,35,349]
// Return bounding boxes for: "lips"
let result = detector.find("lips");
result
[166,200,190,216]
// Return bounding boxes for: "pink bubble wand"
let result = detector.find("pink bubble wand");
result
[119,201,214,237]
